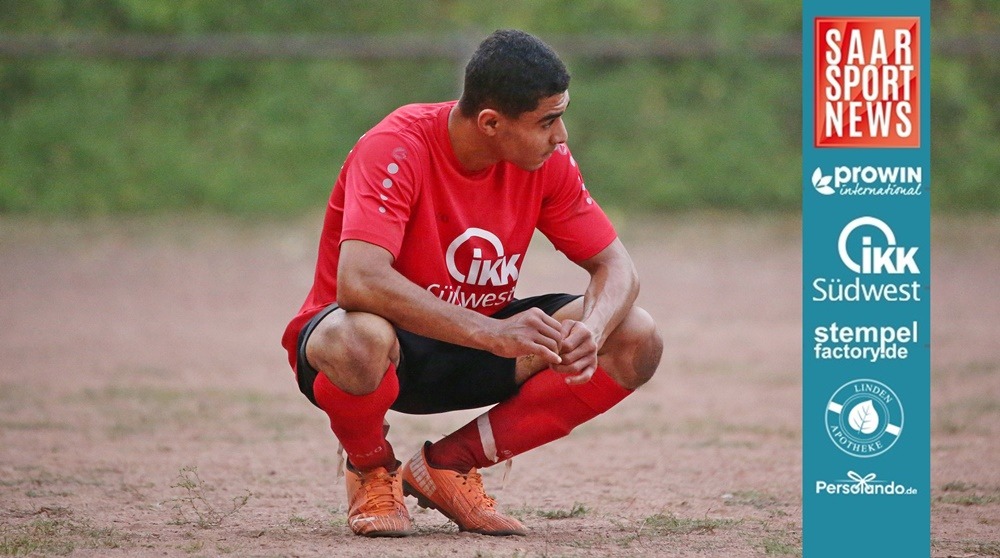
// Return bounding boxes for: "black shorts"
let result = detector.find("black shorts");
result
[295,293,581,415]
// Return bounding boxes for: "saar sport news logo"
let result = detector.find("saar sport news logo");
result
[426,227,522,311]
[826,379,904,458]
[811,216,922,303]
[814,17,920,148]
[809,165,923,197]
[815,471,918,496]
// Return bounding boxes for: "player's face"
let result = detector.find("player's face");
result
[496,91,570,171]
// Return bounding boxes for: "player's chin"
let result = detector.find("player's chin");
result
[515,160,546,172]
[515,153,552,172]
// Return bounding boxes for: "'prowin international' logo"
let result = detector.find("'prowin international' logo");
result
[810,165,922,197]
[446,228,522,286]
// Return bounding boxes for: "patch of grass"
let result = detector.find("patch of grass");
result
[938,493,1000,506]
[959,361,999,376]
[935,482,1000,506]
[25,489,74,498]
[934,397,1000,436]
[0,420,70,431]
[0,518,126,556]
[965,541,1000,557]
[638,512,740,536]
[688,437,757,449]
[244,407,309,441]
[941,481,976,492]
[166,466,252,528]
[762,536,802,556]
[68,385,307,442]
[971,542,1000,556]
[933,416,965,435]
[723,490,781,509]
[1,467,106,497]
[180,539,205,554]
[535,503,588,520]
[615,512,742,548]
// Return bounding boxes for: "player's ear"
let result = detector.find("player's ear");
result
[476,109,501,137]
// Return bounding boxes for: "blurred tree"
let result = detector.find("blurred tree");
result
[0,1,995,214]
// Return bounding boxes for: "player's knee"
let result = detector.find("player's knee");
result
[308,312,397,394]
[603,306,662,389]
[632,308,663,386]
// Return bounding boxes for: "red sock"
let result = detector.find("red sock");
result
[427,367,632,472]
[313,363,398,471]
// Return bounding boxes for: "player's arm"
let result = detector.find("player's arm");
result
[336,239,564,365]
[552,237,638,384]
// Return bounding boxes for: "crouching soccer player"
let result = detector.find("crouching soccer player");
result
[280,29,663,537]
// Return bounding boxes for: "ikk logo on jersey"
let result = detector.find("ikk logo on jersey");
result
[446,228,522,286]
[814,17,920,148]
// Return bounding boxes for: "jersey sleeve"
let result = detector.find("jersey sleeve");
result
[536,145,618,262]
[340,132,421,259]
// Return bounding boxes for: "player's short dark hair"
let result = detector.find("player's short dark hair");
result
[458,29,571,119]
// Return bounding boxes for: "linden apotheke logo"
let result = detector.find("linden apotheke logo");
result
[826,378,904,458]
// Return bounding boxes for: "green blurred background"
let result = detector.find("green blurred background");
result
[1,0,997,217]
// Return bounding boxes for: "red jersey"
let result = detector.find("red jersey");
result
[281,101,617,369]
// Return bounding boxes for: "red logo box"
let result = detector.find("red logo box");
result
[814,17,920,148]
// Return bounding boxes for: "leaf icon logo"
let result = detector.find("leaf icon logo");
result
[812,167,835,195]
[848,400,880,435]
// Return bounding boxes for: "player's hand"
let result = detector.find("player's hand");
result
[488,308,564,365]
[552,319,599,384]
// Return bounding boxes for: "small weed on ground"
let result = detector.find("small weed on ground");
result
[166,466,252,528]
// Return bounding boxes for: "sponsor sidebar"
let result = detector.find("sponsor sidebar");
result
[802,2,930,557]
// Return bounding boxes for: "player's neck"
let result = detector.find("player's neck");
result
[447,105,499,173]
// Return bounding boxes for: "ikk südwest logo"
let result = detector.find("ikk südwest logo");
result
[814,17,920,148]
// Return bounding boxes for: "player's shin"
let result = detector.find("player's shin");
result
[426,366,632,472]
[312,363,399,471]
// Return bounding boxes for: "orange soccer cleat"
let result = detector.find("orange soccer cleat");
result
[345,461,413,537]
[401,442,527,536]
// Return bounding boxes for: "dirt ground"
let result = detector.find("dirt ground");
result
[1,213,997,557]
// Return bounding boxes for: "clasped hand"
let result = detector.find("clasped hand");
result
[490,308,598,385]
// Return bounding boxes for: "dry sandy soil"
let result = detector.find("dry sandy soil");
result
[1,213,997,557]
